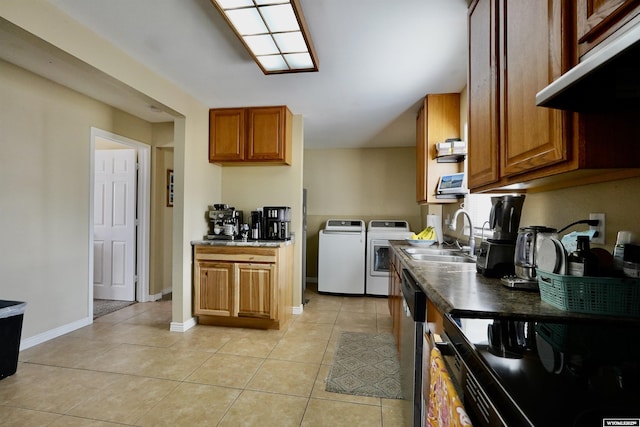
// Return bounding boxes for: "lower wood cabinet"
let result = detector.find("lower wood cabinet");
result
[193,244,293,329]
[195,261,235,317]
[389,248,403,352]
[237,262,275,319]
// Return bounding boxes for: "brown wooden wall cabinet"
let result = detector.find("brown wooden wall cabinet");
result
[209,106,293,165]
[416,93,463,204]
[193,244,293,329]
[467,0,640,194]
[577,0,640,57]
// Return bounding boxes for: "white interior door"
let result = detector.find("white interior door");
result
[94,149,136,301]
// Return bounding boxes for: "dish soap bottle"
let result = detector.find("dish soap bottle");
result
[568,235,597,277]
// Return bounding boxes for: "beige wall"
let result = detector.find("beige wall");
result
[1,1,220,344]
[151,147,174,296]
[303,147,421,278]
[220,116,304,307]
[442,177,640,252]
[0,59,155,338]
[519,178,640,251]
[150,122,175,297]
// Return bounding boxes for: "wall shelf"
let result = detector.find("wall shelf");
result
[435,154,466,163]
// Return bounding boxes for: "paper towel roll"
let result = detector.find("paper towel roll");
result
[427,215,443,244]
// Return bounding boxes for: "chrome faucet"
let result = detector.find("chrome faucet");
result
[449,209,475,257]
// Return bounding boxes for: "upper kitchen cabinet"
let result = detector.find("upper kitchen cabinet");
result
[467,0,640,193]
[209,106,293,165]
[416,93,462,204]
[577,0,640,57]
[467,0,499,188]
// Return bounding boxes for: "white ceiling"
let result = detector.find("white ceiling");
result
[8,0,469,149]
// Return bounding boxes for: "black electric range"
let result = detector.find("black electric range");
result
[441,313,640,427]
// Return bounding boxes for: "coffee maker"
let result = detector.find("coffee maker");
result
[476,195,525,277]
[263,206,291,240]
[207,204,243,240]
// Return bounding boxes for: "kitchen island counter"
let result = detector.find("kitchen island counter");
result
[391,241,639,324]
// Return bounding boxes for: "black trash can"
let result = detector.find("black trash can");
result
[0,300,27,380]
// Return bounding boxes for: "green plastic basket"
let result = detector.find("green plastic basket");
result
[536,269,640,317]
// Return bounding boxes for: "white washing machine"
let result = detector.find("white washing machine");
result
[366,220,413,296]
[318,219,366,295]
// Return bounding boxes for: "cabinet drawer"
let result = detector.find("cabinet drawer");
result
[195,246,278,263]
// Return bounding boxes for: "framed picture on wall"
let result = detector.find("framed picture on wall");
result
[167,169,174,207]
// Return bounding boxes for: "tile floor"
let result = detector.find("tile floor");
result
[1,286,406,426]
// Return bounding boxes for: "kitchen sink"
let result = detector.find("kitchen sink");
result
[409,254,476,263]
[402,247,459,256]
[403,247,476,263]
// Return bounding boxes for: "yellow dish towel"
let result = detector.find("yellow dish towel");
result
[426,347,473,427]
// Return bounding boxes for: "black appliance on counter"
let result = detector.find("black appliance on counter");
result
[263,206,291,240]
[207,204,243,240]
[439,313,640,426]
[250,210,263,240]
[476,195,525,278]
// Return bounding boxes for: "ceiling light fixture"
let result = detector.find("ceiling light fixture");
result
[211,0,318,74]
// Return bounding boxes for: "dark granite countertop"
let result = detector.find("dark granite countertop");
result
[391,241,639,324]
[191,239,292,248]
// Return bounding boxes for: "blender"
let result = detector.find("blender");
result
[476,195,525,277]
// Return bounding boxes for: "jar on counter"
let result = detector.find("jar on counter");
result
[613,230,637,272]
[623,243,640,278]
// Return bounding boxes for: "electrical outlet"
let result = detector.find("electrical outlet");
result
[590,213,605,244]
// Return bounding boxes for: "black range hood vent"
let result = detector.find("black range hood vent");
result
[536,22,640,112]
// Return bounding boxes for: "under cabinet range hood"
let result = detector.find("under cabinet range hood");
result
[536,22,640,112]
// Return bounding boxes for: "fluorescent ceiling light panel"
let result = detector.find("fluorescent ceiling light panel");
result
[260,4,299,32]
[255,0,289,5]
[226,8,267,35]
[216,0,253,8]
[244,34,279,55]
[211,0,318,74]
[284,52,313,69]
[273,31,306,53]
[257,55,289,71]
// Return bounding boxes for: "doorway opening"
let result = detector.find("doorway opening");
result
[89,128,150,320]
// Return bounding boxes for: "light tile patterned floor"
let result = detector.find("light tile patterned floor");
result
[1,285,406,426]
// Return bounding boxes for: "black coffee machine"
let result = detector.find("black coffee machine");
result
[476,195,525,277]
[263,206,291,240]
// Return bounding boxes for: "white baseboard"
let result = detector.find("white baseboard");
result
[170,317,197,332]
[20,311,196,351]
[148,288,172,302]
[20,316,92,351]
[148,292,163,301]
[292,304,304,315]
